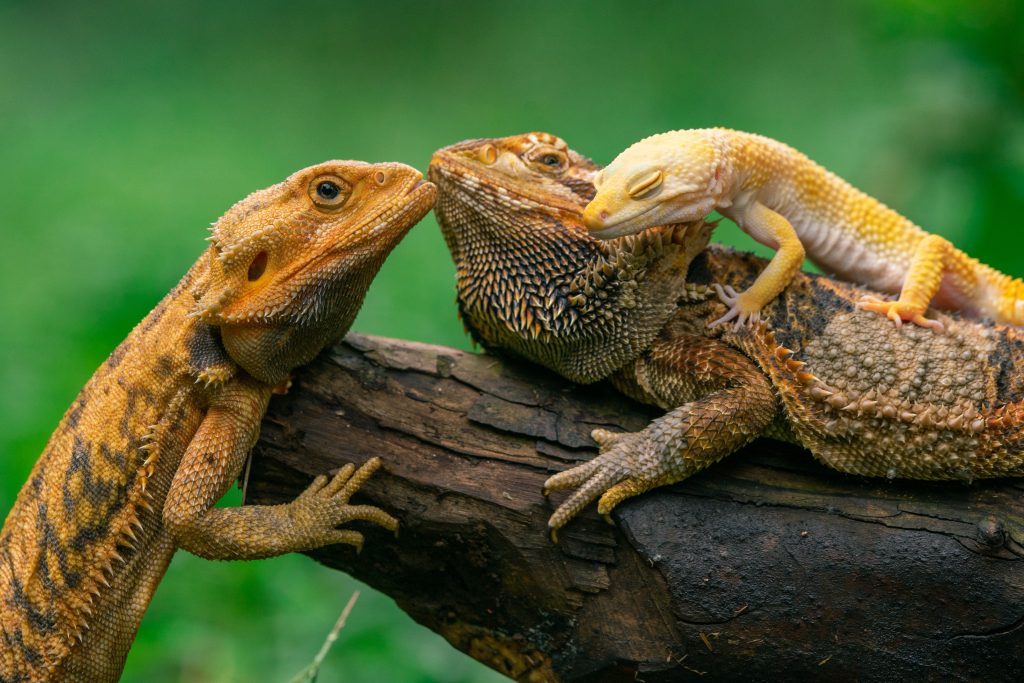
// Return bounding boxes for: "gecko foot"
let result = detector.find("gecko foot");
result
[857,296,944,332]
[709,284,763,329]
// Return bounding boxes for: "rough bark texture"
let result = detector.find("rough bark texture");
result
[247,334,1024,682]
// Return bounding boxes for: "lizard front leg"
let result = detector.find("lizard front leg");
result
[715,201,805,328]
[163,375,397,560]
[543,334,778,535]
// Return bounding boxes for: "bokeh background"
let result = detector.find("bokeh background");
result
[1,1,1022,681]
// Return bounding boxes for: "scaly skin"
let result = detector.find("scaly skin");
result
[430,132,1024,536]
[0,161,435,682]
[582,128,1024,330]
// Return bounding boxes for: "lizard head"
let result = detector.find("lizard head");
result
[428,132,600,255]
[193,160,436,385]
[583,130,726,239]
[430,133,712,382]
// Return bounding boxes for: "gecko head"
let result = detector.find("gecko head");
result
[583,130,725,239]
[193,160,435,384]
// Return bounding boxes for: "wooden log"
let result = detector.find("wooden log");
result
[247,333,1024,682]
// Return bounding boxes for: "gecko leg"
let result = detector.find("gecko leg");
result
[713,202,805,328]
[543,334,778,534]
[163,375,397,560]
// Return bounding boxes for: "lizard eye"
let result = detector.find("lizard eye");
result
[525,147,568,175]
[627,170,664,200]
[308,175,351,211]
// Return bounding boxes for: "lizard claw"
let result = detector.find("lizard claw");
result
[709,284,763,329]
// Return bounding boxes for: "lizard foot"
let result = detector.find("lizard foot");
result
[291,457,399,552]
[709,284,763,329]
[543,428,667,537]
[857,296,944,332]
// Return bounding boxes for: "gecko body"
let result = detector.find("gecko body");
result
[583,128,1023,329]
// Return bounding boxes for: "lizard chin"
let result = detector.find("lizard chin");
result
[586,202,673,239]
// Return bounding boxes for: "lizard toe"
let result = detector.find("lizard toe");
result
[547,465,626,533]
[543,458,602,494]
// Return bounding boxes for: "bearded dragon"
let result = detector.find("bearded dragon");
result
[430,132,1024,536]
[0,161,435,682]
[582,128,1024,330]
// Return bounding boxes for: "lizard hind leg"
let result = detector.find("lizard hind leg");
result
[856,234,951,332]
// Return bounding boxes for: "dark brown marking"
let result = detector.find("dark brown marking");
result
[105,342,129,370]
[120,390,137,440]
[992,333,1024,404]
[138,299,170,335]
[99,443,127,470]
[35,503,80,592]
[155,354,174,378]
[11,555,57,634]
[65,396,85,430]
[187,322,232,377]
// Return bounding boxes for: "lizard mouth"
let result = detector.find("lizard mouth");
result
[405,179,429,195]
[587,202,663,239]
[430,153,583,218]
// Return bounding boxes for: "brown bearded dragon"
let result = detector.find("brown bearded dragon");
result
[0,161,435,682]
[429,132,1024,537]
[582,128,1024,330]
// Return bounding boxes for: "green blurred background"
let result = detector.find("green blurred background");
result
[1,0,1022,680]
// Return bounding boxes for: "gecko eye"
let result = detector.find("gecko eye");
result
[308,174,351,211]
[247,251,268,281]
[627,170,664,200]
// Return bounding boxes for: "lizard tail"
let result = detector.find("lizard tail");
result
[966,254,1024,326]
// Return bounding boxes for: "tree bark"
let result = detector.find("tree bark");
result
[247,334,1024,682]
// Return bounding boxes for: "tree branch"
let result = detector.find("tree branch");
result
[248,334,1024,682]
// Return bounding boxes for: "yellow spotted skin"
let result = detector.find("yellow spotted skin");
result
[584,128,1024,330]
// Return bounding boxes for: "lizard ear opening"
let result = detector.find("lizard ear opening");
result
[478,144,498,165]
[247,251,268,282]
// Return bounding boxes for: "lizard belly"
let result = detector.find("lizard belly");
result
[790,215,908,294]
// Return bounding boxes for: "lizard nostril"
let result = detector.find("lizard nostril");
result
[600,210,610,221]
[374,171,387,185]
